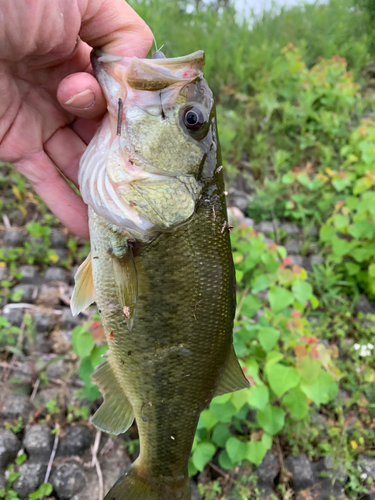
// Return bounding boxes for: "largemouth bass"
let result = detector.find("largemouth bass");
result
[71,48,249,500]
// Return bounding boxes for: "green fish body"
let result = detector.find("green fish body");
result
[72,49,248,500]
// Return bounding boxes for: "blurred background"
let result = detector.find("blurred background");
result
[1,1,375,499]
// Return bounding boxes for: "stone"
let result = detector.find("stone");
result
[23,425,53,461]
[190,480,202,500]
[19,266,38,284]
[34,388,69,411]
[227,206,245,225]
[255,221,279,235]
[60,308,81,330]
[34,333,51,354]
[308,224,319,237]
[285,239,301,254]
[363,493,375,500]
[310,255,324,266]
[50,229,67,249]
[0,430,21,468]
[280,222,300,237]
[290,255,304,267]
[0,266,8,281]
[257,484,276,499]
[70,266,79,285]
[0,470,6,490]
[50,329,72,354]
[4,229,25,246]
[50,461,86,499]
[36,284,61,307]
[244,217,254,227]
[0,394,33,422]
[355,296,375,316]
[2,307,23,327]
[13,461,46,499]
[44,267,67,282]
[34,312,56,333]
[46,359,68,379]
[53,249,68,263]
[11,284,37,303]
[359,455,375,481]
[227,189,250,212]
[257,451,279,485]
[57,425,92,457]
[285,454,314,491]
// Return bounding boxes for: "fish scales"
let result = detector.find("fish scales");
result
[72,48,249,500]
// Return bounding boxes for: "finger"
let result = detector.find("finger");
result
[44,126,87,186]
[57,71,107,120]
[14,151,89,239]
[79,0,153,58]
[70,117,100,145]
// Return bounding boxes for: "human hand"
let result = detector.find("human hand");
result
[0,0,153,239]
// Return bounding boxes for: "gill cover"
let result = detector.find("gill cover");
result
[78,50,215,237]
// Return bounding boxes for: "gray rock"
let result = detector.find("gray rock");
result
[57,425,92,457]
[280,222,300,237]
[364,493,375,500]
[19,266,38,284]
[257,484,276,499]
[23,425,53,461]
[0,266,8,281]
[227,206,245,225]
[4,229,25,246]
[359,455,375,481]
[227,189,250,212]
[50,329,72,354]
[13,461,46,499]
[0,394,33,423]
[289,255,304,267]
[70,266,79,284]
[285,239,301,254]
[190,480,202,500]
[51,462,86,499]
[2,307,23,327]
[0,469,6,490]
[310,255,324,266]
[244,217,254,227]
[257,451,279,485]
[34,312,55,333]
[37,284,61,307]
[355,296,375,316]
[11,284,37,303]
[60,309,81,330]
[0,430,21,468]
[44,268,67,282]
[308,224,319,237]
[285,454,314,491]
[53,249,68,263]
[50,230,67,249]
[34,333,51,354]
[255,221,279,234]
[46,360,68,380]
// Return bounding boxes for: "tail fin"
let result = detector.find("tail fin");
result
[104,463,190,500]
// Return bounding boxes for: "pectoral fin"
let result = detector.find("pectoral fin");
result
[214,348,249,397]
[112,247,138,329]
[71,253,95,316]
[91,357,134,435]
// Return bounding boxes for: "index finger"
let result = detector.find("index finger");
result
[79,0,153,58]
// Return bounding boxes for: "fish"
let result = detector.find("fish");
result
[71,48,249,500]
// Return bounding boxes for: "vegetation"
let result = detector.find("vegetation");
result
[2,0,375,498]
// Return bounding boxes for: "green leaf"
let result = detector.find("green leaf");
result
[267,364,300,397]
[29,483,53,500]
[256,405,285,435]
[210,400,237,423]
[296,356,321,383]
[283,388,309,419]
[252,275,270,294]
[292,281,313,304]
[72,326,95,358]
[245,441,267,465]
[188,460,198,477]
[268,287,294,313]
[226,437,247,464]
[231,389,250,411]
[249,384,269,411]
[212,424,231,447]
[200,409,218,430]
[258,327,279,352]
[218,450,237,470]
[240,294,262,318]
[301,371,338,406]
[261,433,272,450]
[192,442,216,471]
[90,345,108,367]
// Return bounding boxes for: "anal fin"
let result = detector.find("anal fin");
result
[91,357,134,435]
[71,253,95,316]
[214,347,249,397]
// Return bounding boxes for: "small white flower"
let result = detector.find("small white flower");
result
[361,473,368,480]
[354,343,361,350]
[368,343,374,349]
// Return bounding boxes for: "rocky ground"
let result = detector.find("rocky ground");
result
[1,203,375,500]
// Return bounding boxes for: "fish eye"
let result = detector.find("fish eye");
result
[183,107,205,131]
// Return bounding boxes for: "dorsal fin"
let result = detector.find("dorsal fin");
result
[71,253,95,316]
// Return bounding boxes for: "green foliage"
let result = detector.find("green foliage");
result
[71,322,108,401]
[189,226,339,473]
[4,418,23,435]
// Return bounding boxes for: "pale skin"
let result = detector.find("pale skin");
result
[0,0,153,239]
